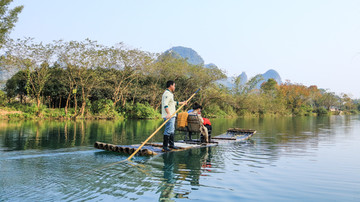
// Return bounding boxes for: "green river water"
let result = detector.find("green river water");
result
[1,116,359,201]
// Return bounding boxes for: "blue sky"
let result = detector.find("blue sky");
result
[9,0,360,98]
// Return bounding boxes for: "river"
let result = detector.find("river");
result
[1,116,359,201]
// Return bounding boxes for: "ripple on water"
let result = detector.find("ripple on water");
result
[1,116,360,201]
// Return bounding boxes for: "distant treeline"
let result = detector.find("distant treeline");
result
[0,38,359,119]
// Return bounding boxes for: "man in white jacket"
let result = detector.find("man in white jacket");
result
[161,80,186,151]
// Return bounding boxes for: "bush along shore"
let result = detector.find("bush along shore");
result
[0,101,162,120]
[0,95,358,121]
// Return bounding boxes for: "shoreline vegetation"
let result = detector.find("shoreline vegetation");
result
[0,103,354,121]
[0,39,359,121]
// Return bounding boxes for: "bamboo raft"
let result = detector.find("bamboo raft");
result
[94,128,256,156]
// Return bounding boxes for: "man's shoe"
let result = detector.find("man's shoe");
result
[169,134,179,149]
[162,147,171,152]
[163,135,171,152]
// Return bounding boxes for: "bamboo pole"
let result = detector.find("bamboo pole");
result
[126,88,201,160]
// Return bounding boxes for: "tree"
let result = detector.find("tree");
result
[42,65,68,109]
[341,93,355,111]
[0,0,23,47]
[279,81,311,114]
[4,38,54,109]
[103,44,153,107]
[308,85,322,108]
[232,75,263,112]
[319,91,339,110]
[57,39,104,117]
[261,78,278,94]
[5,69,27,102]
[138,53,189,110]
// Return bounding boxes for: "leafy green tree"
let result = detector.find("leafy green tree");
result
[0,0,23,47]
[140,53,226,111]
[261,78,278,94]
[279,81,312,114]
[189,64,226,106]
[42,66,68,108]
[231,75,263,113]
[319,91,339,110]
[4,38,54,109]
[308,85,322,108]
[137,53,189,110]
[0,89,6,106]
[341,93,355,111]
[4,69,26,102]
[57,39,104,117]
[102,45,153,107]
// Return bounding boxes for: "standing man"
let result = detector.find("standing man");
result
[162,80,186,152]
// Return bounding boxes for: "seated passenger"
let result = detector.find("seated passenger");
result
[202,117,212,142]
[188,103,209,143]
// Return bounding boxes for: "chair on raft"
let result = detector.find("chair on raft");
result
[175,112,206,143]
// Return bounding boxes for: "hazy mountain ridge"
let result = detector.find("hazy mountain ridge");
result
[164,46,282,89]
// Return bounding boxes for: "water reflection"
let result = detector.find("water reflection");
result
[0,116,355,158]
[1,115,360,201]
[0,119,164,151]
[158,147,213,201]
[0,116,357,155]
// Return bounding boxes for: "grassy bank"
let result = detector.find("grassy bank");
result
[0,102,162,120]
[1,101,357,121]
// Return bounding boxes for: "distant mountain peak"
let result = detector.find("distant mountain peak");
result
[238,72,248,85]
[164,46,204,65]
[205,63,218,69]
[161,46,282,90]
[255,69,282,88]
[217,69,282,89]
[262,69,282,83]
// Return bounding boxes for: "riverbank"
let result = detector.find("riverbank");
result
[0,102,158,120]
[0,102,357,121]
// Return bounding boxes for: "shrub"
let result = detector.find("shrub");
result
[46,108,66,118]
[293,105,314,116]
[92,99,112,114]
[0,90,6,106]
[21,103,47,116]
[22,113,32,119]
[202,104,227,118]
[92,99,119,118]
[118,103,160,119]
[223,105,237,117]
[6,102,27,111]
[316,107,329,115]
[350,109,358,114]
[7,113,21,118]
[23,103,38,114]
